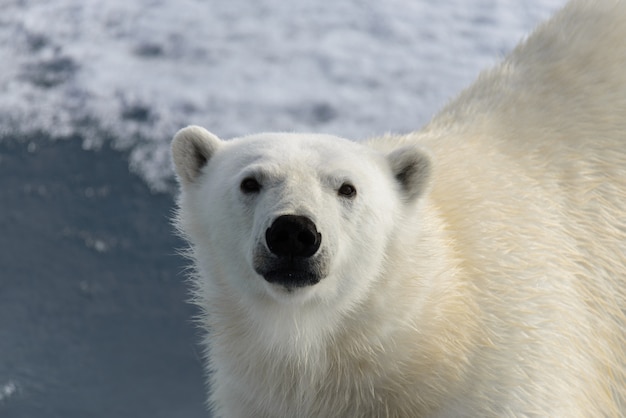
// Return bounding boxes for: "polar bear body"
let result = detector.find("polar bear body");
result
[172,1,626,416]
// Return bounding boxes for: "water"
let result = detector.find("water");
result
[0,1,565,416]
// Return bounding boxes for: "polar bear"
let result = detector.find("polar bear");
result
[171,1,626,416]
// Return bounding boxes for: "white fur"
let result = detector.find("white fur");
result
[172,1,626,416]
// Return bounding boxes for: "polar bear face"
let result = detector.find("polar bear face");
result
[172,126,430,306]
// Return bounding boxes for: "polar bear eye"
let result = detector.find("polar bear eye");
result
[338,182,357,198]
[240,177,261,194]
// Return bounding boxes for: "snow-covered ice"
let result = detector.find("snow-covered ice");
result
[0,0,565,191]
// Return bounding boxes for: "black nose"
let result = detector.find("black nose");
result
[265,215,321,258]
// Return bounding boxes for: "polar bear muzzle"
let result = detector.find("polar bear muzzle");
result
[255,214,325,288]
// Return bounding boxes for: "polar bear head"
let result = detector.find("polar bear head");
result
[172,126,430,307]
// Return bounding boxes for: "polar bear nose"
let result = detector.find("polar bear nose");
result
[266,215,322,258]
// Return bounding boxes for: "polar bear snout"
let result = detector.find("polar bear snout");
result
[266,215,322,258]
[254,215,326,289]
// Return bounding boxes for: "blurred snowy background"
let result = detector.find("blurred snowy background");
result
[0,0,565,416]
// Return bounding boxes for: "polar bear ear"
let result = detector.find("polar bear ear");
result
[171,125,222,186]
[386,145,431,202]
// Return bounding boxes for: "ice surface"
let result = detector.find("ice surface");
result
[0,0,565,191]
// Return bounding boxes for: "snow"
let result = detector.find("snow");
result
[0,0,566,192]
[0,381,17,402]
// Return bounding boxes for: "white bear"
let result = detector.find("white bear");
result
[171,0,626,416]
